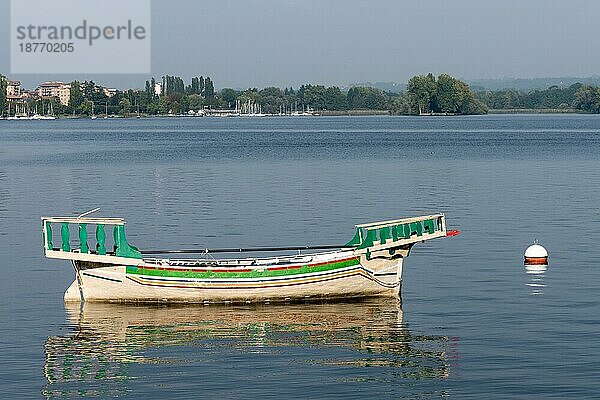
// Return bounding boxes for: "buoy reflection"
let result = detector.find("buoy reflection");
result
[524,264,547,295]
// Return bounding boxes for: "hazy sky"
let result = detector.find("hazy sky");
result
[2,0,600,89]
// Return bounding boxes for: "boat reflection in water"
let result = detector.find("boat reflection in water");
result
[43,299,453,398]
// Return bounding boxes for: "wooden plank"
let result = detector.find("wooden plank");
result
[41,217,126,225]
[45,249,144,265]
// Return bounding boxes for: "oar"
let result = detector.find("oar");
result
[140,244,354,255]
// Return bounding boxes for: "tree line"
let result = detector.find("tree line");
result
[0,75,7,115]
[1,73,488,116]
[475,82,600,112]
[67,79,399,116]
[5,72,600,117]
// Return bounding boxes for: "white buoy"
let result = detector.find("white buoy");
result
[524,240,548,266]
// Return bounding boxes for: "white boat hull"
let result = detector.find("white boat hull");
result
[65,253,403,303]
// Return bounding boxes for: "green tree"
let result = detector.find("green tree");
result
[82,81,96,99]
[347,87,388,110]
[145,80,152,98]
[436,74,466,113]
[403,73,486,115]
[406,73,437,113]
[475,83,583,111]
[180,95,190,113]
[88,86,109,106]
[204,77,215,98]
[221,88,239,106]
[119,98,131,115]
[150,78,157,98]
[573,85,600,113]
[391,95,412,115]
[257,87,284,113]
[188,94,204,110]
[189,76,205,95]
[324,86,348,110]
[198,76,205,96]
[475,89,522,109]
[0,75,7,116]
[69,81,85,114]
[300,85,327,109]
[156,97,171,114]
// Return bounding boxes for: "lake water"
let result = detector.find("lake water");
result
[1,115,599,398]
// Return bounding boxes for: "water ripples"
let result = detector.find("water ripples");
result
[42,300,452,398]
[2,115,600,398]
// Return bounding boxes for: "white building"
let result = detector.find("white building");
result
[57,84,71,106]
[103,87,118,98]
[6,80,21,98]
[154,82,163,96]
[38,81,64,98]
[38,81,72,106]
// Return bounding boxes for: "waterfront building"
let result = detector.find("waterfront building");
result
[38,82,65,99]
[57,85,71,106]
[6,80,21,97]
[103,88,118,98]
[37,82,72,106]
[6,81,29,113]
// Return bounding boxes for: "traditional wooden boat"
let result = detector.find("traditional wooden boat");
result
[42,213,457,303]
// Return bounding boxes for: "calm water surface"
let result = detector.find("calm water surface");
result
[1,115,599,398]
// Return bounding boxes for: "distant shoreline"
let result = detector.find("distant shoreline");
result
[488,108,583,114]
[3,111,597,121]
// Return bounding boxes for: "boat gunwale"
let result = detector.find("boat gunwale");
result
[355,213,444,229]
[144,248,355,268]
[136,254,360,274]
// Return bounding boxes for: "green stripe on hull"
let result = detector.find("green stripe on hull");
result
[127,257,361,279]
